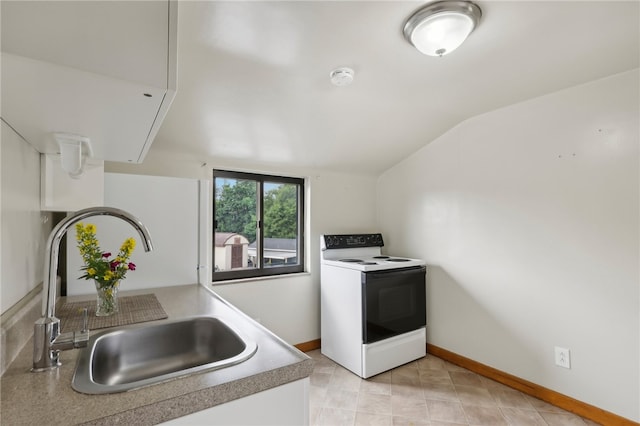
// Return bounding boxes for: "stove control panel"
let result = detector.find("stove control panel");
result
[322,233,384,249]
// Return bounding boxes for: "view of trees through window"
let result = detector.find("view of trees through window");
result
[215,179,258,243]
[213,170,304,280]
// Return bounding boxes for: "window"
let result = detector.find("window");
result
[213,169,305,281]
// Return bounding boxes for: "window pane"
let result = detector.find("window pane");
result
[214,177,258,271]
[212,169,304,281]
[262,182,299,268]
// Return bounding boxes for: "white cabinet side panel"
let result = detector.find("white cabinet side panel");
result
[159,378,309,426]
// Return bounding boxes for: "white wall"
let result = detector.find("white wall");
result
[0,121,52,314]
[66,173,200,295]
[377,69,639,421]
[106,155,378,344]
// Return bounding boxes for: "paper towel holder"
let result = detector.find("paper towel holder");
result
[54,133,93,178]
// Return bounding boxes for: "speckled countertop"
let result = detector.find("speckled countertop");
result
[0,284,313,425]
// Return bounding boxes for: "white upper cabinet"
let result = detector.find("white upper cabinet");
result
[0,0,177,163]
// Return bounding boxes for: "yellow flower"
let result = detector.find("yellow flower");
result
[76,223,137,286]
[121,237,135,250]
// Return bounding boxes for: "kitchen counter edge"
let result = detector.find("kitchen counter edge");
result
[0,284,313,425]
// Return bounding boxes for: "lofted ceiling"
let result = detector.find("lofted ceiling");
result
[151,1,639,175]
[4,1,637,176]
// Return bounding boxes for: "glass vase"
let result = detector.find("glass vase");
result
[94,281,119,316]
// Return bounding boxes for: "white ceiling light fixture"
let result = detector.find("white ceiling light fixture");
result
[403,1,482,57]
[330,67,355,86]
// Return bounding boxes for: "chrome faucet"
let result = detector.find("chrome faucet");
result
[32,206,153,371]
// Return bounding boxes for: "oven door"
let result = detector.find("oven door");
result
[362,266,426,344]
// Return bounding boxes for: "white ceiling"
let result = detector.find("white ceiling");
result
[133,2,639,174]
[12,0,640,174]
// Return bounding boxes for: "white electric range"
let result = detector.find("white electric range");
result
[320,233,427,378]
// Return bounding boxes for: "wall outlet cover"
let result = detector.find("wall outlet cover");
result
[554,346,571,369]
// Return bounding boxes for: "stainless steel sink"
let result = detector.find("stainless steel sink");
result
[72,316,258,394]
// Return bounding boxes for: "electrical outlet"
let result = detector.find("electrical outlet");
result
[554,347,571,369]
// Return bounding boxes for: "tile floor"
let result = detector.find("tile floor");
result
[307,350,599,426]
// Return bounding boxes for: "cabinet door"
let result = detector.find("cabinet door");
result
[0,1,177,163]
[1,1,171,87]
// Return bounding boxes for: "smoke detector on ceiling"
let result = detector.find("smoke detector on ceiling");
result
[330,67,354,86]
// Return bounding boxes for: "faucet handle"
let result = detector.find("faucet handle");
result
[81,307,89,333]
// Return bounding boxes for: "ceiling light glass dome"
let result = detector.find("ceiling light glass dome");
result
[404,1,482,57]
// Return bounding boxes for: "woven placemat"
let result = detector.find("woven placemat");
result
[58,294,168,331]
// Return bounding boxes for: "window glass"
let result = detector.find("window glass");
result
[213,170,304,281]
[214,177,258,272]
[262,182,300,268]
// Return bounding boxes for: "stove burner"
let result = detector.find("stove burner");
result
[358,262,378,265]
[373,256,390,259]
[387,258,410,262]
[339,258,363,263]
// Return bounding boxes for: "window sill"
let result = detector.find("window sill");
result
[210,271,311,286]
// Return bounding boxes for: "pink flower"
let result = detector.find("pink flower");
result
[128,262,136,271]
[110,260,120,270]
[102,252,112,258]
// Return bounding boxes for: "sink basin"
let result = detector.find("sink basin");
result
[72,316,258,394]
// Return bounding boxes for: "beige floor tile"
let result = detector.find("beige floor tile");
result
[313,359,339,375]
[369,370,393,383]
[539,411,588,425]
[393,362,420,378]
[419,368,454,386]
[310,405,322,425]
[361,379,392,396]
[455,385,497,407]
[490,389,534,410]
[392,382,425,400]
[421,382,460,402]
[443,361,468,372]
[392,369,422,386]
[427,399,467,424]
[357,392,393,415]
[391,395,429,419]
[478,376,513,392]
[449,371,484,387]
[393,415,432,426]
[417,354,447,371]
[307,349,323,358]
[315,407,356,426]
[324,389,359,411]
[523,395,568,413]
[330,368,363,392]
[355,411,394,426]
[310,384,328,408]
[311,371,334,387]
[462,404,508,425]
[500,407,547,426]
[312,352,594,426]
